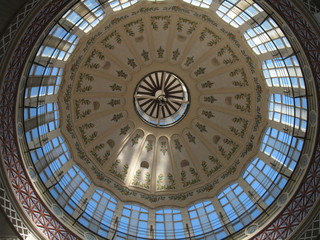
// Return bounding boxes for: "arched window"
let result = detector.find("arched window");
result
[243,158,288,205]
[155,209,185,239]
[260,127,304,171]
[109,0,139,11]
[216,0,264,28]
[243,18,291,55]
[79,189,118,238]
[183,0,212,8]
[50,166,91,216]
[26,65,63,98]
[269,94,307,132]
[262,56,305,89]
[59,0,106,34]
[188,201,226,239]
[34,136,70,182]
[117,204,149,239]
[217,183,261,231]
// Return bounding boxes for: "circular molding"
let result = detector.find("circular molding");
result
[310,110,317,126]
[51,204,63,217]
[28,167,37,180]
[17,122,24,138]
[303,66,313,82]
[277,192,289,206]
[300,154,309,169]
[134,71,190,127]
[245,224,259,235]
[84,232,97,240]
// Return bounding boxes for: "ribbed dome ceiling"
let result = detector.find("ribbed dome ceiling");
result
[58,3,267,207]
[15,0,316,239]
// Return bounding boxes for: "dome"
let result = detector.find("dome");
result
[0,0,319,240]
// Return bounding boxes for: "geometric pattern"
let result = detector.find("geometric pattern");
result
[253,0,320,239]
[0,0,80,239]
[0,0,319,240]
[301,0,320,14]
[0,179,30,239]
[0,0,41,66]
[298,210,320,240]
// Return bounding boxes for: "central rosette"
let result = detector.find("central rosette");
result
[134,71,190,127]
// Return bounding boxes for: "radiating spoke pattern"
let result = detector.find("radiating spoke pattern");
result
[134,71,190,127]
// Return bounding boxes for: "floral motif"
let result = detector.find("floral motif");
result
[218,139,239,160]
[184,56,194,67]
[64,84,72,110]
[181,167,201,187]
[77,73,94,92]
[109,159,128,181]
[174,139,182,152]
[201,81,214,89]
[150,16,171,30]
[85,49,105,69]
[84,32,102,52]
[253,108,262,132]
[196,179,219,194]
[142,195,166,203]
[90,143,110,165]
[141,50,150,61]
[124,18,144,36]
[221,160,240,179]
[108,99,121,107]
[177,17,198,34]
[110,83,122,92]
[160,141,168,155]
[241,135,255,158]
[66,114,75,138]
[132,170,151,189]
[230,68,249,87]
[70,56,82,81]
[220,27,241,48]
[204,96,217,103]
[201,110,215,119]
[101,31,122,49]
[217,45,239,64]
[111,113,124,122]
[156,173,175,190]
[117,70,128,79]
[145,140,153,152]
[113,183,137,196]
[131,7,159,16]
[75,98,91,119]
[157,46,165,58]
[201,156,222,177]
[199,27,221,46]
[168,192,194,201]
[230,117,249,138]
[172,48,180,61]
[240,49,255,73]
[131,134,141,146]
[234,93,251,112]
[120,125,130,135]
[194,67,206,76]
[186,132,196,144]
[195,122,207,133]
[127,58,137,69]
[78,123,97,144]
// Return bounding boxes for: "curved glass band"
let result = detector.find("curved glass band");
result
[20,0,309,239]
